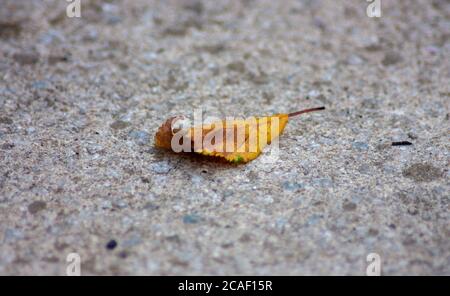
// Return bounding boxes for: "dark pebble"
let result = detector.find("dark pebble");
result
[28,201,47,214]
[392,141,413,146]
[106,239,118,250]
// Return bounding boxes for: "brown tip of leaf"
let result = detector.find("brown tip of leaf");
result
[288,106,325,117]
[155,116,179,149]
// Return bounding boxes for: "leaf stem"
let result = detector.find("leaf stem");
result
[288,106,325,117]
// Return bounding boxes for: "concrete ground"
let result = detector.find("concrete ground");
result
[0,0,449,275]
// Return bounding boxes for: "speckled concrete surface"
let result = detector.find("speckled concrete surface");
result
[0,0,449,275]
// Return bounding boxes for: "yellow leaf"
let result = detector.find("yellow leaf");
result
[154,107,325,163]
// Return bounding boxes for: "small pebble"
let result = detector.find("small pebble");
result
[28,201,47,214]
[106,239,117,250]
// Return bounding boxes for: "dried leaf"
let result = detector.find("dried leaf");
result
[155,107,325,163]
